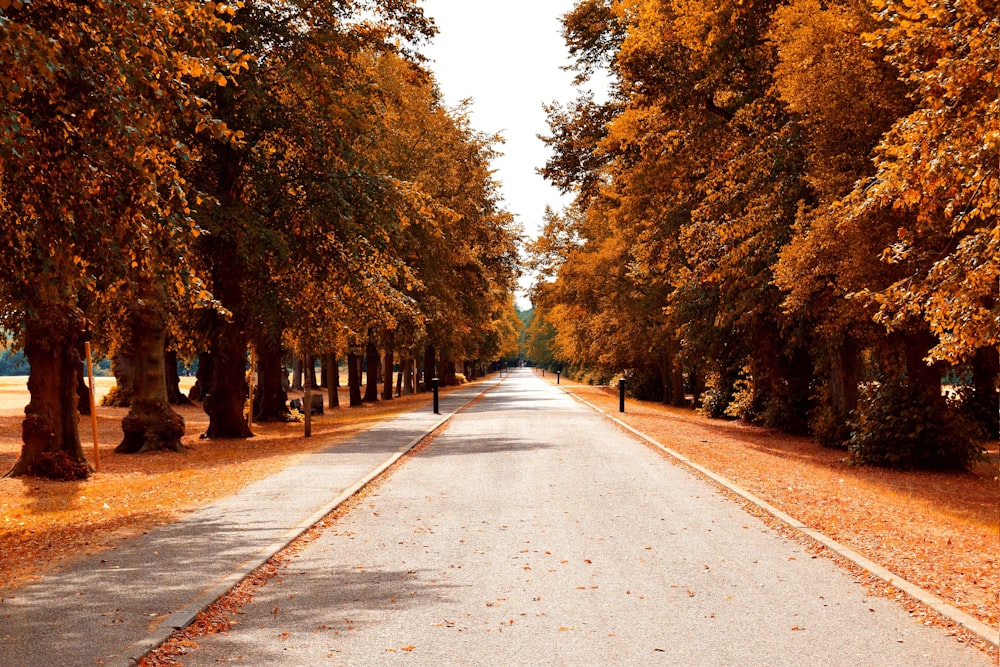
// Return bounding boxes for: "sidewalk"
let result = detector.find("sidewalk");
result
[0,378,497,667]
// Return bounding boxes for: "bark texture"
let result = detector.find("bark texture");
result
[382,344,394,401]
[9,305,89,479]
[164,345,191,406]
[116,296,185,454]
[364,337,379,403]
[253,336,291,422]
[347,352,363,406]
[326,354,340,408]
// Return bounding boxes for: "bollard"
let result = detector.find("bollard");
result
[618,378,626,413]
[432,376,440,415]
[556,369,561,385]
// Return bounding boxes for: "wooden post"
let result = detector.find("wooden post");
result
[84,341,100,472]
[247,346,256,429]
[304,351,312,438]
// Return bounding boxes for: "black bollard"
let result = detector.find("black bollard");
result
[618,378,626,413]
[556,369,561,385]
[432,376,440,415]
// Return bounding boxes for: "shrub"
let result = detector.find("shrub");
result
[953,384,1000,440]
[626,367,663,401]
[809,397,852,449]
[724,367,757,421]
[847,377,983,470]
[698,371,735,419]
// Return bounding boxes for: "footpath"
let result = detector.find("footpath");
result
[0,378,498,667]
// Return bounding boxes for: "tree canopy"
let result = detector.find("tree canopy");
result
[0,0,521,477]
[531,0,998,469]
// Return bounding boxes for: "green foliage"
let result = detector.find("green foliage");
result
[101,385,133,408]
[952,384,1000,442]
[625,366,663,402]
[0,347,27,375]
[809,387,852,450]
[848,378,983,471]
[698,372,736,420]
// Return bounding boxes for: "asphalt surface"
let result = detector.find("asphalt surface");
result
[0,379,493,666]
[176,369,993,666]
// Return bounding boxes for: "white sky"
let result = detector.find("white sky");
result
[417,1,582,242]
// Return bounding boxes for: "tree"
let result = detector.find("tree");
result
[187,1,433,436]
[848,0,1000,364]
[770,0,913,445]
[0,0,240,476]
[361,53,520,384]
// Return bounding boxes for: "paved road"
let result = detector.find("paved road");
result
[181,369,992,666]
[0,381,491,667]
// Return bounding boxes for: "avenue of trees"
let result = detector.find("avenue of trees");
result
[0,0,520,479]
[527,0,999,469]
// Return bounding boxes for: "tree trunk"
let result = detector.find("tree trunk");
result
[8,304,89,479]
[202,253,253,438]
[327,354,340,408]
[253,334,290,422]
[442,357,457,386]
[164,343,190,406]
[77,358,92,416]
[657,353,673,405]
[671,355,686,407]
[401,358,415,395]
[903,330,944,389]
[347,352,363,406]
[116,295,185,454]
[829,341,860,423]
[364,336,379,403]
[291,354,304,391]
[203,313,252,439]
[189,351,213,402]
[972,346,999,438]
[382,334,394,401]
[103,346,136,407]
[303,355,317,390]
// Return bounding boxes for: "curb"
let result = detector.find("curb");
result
[111,377,504,666]
[562,386,1000,651]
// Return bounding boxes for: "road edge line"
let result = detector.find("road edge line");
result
[563,386,1000,651]
[111,376,503,666]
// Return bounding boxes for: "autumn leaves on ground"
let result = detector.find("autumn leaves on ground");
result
[2,374,997,648]
[560,379,1000,637]
[0,376,438,592]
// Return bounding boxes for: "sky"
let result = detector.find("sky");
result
[417,1,585,242]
